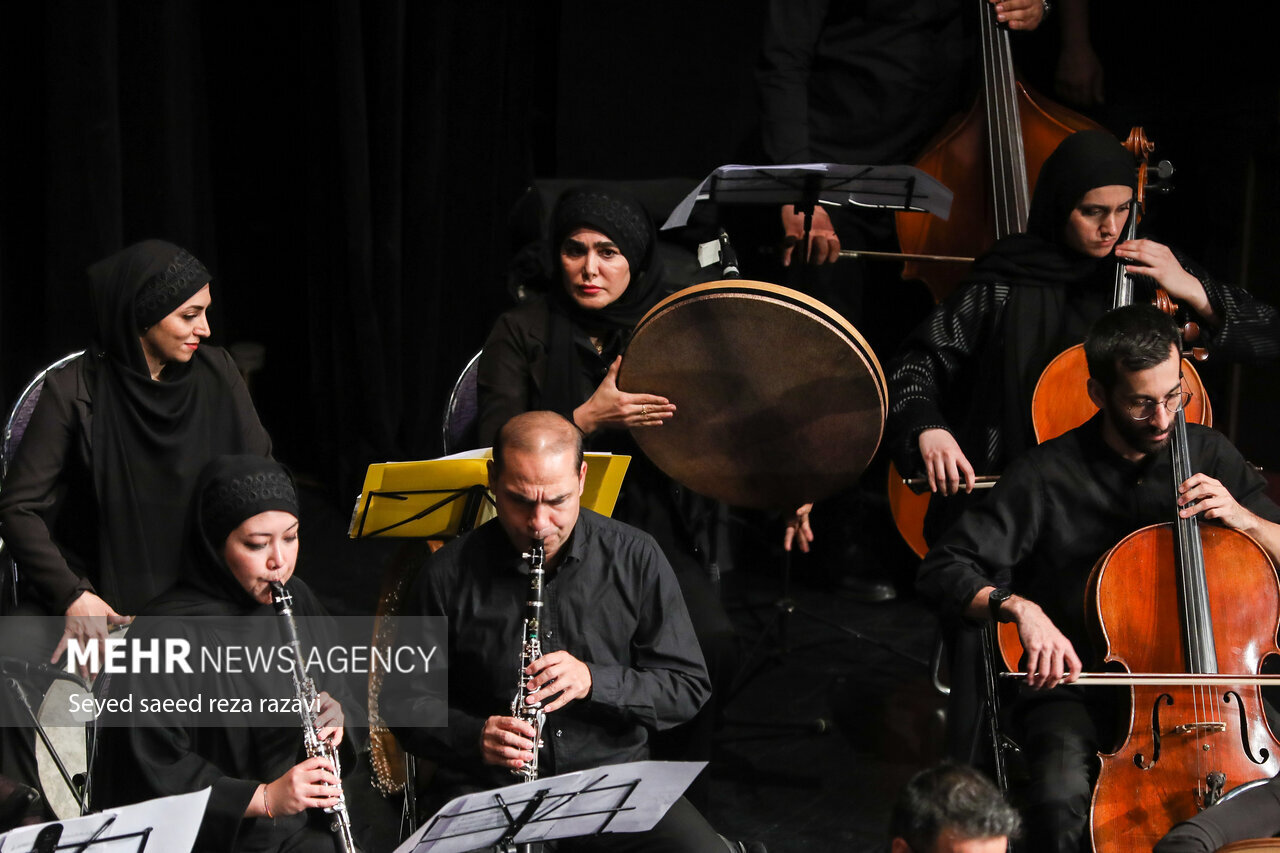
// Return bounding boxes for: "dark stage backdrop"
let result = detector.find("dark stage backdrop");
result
[2,1,1278,502]
[0,1,552,499]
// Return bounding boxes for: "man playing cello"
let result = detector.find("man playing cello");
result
[915,304,1280,852]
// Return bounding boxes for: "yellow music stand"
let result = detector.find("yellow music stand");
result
[347,448,631,540]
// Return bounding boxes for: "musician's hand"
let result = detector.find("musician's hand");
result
[1177,473,1254,528]
[991,0,1045,30]
[524,650,592,714]
[919,429,975,496]
[783,503,815,553]
[1006,597,1082,690]
[262,755,341,816]
[314,691,345,748]
[1114,239,1215,324]
[480,716,537,770]
[780,204,841,266]
[53,592,132,678]
[573,356,675,435]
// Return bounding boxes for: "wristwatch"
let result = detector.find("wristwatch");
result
[988,587,1014,622]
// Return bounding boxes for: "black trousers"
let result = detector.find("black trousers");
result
[1009,687,1115,853]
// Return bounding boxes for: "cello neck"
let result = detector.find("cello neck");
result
[1170,406,1217,673]
[1112,199,1142,308]
[978,0,1030,238]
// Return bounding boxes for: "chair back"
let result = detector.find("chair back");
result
[441,350,483,456]
[1,351,86,609]
[3,351,86,479]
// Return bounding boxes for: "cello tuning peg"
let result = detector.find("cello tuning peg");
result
[1146,160,1176,194]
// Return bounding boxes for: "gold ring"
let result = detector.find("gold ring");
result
[642,405,648,416]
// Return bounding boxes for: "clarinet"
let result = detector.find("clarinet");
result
[269,581,358,853]
[510,541,547,782]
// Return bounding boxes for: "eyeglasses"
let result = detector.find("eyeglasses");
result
[1127,389,1193,421]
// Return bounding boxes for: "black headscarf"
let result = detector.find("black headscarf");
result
[85,240,256,613]
[968,130,1137,288]
[182,454,300,612]
[970,131,1137,461]
[94,455,345,852]
[539,186,670,416]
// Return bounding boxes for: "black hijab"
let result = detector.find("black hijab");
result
[971,131,1137,461]
[95,456,334,851]
[539,186,670,416]
[86,240,255,613]
[179,454,301,613]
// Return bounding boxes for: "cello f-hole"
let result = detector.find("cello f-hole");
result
[1136,692,1175,769]
[1225,691,1272,765]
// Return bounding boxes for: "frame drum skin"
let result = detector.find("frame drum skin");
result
[617,281,886,509]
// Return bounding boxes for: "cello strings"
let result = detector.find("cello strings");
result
[1173,407,1215,796]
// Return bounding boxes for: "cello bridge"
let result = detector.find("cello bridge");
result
[1172,722,1228,735]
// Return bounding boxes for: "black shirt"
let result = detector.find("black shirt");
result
[916,414,1280,659]
[384,508,710,790]
[757,0,970,166]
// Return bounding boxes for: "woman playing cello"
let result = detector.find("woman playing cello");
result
[886,130,1280,546]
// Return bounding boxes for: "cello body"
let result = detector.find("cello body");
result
[1032,347,1213,442]
[1084,403,1280,851]
[1087,524,1280,850]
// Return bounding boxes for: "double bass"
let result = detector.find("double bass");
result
[892,0,1098,303]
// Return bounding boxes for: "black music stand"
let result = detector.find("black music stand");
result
[0,788,208,852]
[662,162,954,273]
[392,761,704,853]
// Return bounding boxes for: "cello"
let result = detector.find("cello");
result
[1084,397,1280,850]
[1030,127,1211,443]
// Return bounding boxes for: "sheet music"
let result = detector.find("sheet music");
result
[395,760,704,853]
[0,789,208,853]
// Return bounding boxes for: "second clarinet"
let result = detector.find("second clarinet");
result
[269,580,358,853]
[510,541,547,782]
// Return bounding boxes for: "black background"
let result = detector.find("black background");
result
[2,1,1276,499]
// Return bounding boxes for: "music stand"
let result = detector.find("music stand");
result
[663,162,953,269]
[348,449,633,540]
[0,788,208,852]
[392,760,704,853]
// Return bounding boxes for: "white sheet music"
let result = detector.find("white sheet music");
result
[0,789,208,853]
[395,760,705,853]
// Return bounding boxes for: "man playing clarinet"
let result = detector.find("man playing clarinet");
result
[382,411,754,853]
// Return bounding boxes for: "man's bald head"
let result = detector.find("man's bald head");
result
[491,411,585,477]
[489,412,588,564]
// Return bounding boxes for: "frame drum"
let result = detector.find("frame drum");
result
[618,281,886,509]
[34,676,93,818]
